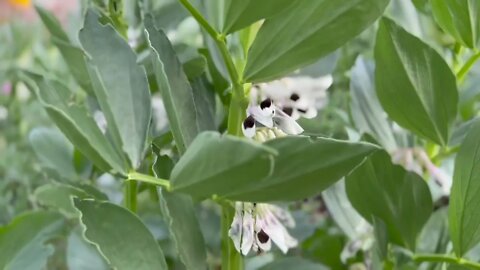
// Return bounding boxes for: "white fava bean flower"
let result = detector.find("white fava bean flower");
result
[391,148,451,194]
[241,98,304,139]
[253,75,333,120]
[228,202,298,255]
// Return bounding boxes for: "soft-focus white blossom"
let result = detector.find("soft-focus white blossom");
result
[229,202,298,255]
[252,75,332,120]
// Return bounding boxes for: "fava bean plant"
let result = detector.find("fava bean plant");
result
[2,0,480,269]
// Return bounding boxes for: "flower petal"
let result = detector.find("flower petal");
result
[268,205,296,228]
[260,211,298,253]
[240,210,255,255]
[274,109,304,135]
[242,115,256,138]
[255,230,272,252]
[228,207,244,253]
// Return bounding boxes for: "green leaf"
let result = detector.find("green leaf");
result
[302,229,345,269]
[417,208,449,255]
[372,216,389,261]
[34,183,106,218]
[67,227,109,270]
[159,191,207,269]
[259,257,328,270]
[0,211,64,270]
[449,120,480,256]
[183,56,207,80]
[374,17,458,146]
[431,0,480,48]
[244,0,390,82]
[29,127,77,178]
[350,57,397,152]
[145,16,208,154]
[190,75,217,131]
[22,73,126,174]
[221,0,295,34]
[170,131,276,198]
[74,199,168,270]
[35,6,94,95]
[80,10,151,168]
[345,150,433,250]
[35,5,69,41]
[227,136,379,202]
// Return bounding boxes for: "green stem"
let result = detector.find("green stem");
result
[177,1,246,269]
[177,0,247,136]
[457,51,480,83]
[414,254,480,269]
[221,204,243,270]
[127,171,171,190]
[124,180,137,212]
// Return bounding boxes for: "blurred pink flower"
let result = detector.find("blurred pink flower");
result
[1,82,12,95]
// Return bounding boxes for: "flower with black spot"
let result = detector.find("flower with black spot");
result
[228,202,298,255]
[253,75,332,120]
[242,98,304,139]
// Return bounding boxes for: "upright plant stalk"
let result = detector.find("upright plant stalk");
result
[177,0,246,268]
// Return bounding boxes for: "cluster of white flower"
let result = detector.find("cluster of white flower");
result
[242,75,333,139]
[231,75,333,256]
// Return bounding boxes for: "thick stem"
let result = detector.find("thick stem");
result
[414,254,480,269]
[124,180,137,212]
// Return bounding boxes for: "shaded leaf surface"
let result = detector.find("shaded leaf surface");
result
[74,199,168,270]
[346,150,433,250]
[449,120,480,256]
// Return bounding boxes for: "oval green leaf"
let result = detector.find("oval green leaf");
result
[35,6,94,95]
[449,120,480,256]
[145,16,213,154]
[221,0,295,34]
[375,17,458,146]
[244,0,389,82]
[0,211,64,270]
[431,0,480,48]
[159,191,207,269]
[22,73,126,174]
[29,127,77,178]
[80,10,152,168]
[74,199,167,270]
[170,131,276,198]
[345,150,433,250]
[34,183,107,218]
[226,136,379,202]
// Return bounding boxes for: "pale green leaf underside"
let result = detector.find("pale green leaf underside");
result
[159,191,207,269]
[74,199,168,270]
[80,10,152,168]
[0,211,64,270]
